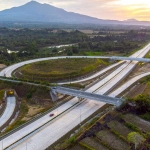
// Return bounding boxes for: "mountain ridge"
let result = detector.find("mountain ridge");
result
[0,1,149,26]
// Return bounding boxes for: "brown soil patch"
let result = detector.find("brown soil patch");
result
[0,64,6,69]
[22,105,44,121]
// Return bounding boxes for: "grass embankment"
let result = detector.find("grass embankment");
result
[145,52,150,58]
[84,52,104,56]
[0,90,4,102]
[17,58,109,82]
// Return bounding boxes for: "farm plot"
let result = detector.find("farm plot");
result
[96,130,130,150]
[80,137,108,150]
[107,120,132,138]
[122,114,150,133]
[70,144,86,150]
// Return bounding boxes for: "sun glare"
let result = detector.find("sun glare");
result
[119,0,150,7]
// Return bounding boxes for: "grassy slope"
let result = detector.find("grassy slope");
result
[19,58,109,81]
[0,90,4,102]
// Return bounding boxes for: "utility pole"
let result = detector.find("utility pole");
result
[78,97,82,126]
[1,140,3,150]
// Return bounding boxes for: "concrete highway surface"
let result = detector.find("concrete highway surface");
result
[110,71,150,97]
[0,97,16,128]
[0,43,150,150]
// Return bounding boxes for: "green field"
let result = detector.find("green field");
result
[84,52,104,56]
[17,58,109,82]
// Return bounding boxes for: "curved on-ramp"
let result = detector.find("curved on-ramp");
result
[0,97,16,129]
[0,57,123,84]
[1,44,150,84]
[110,72,150,97]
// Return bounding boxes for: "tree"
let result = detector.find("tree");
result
[52,48,58,53]
[127,132,145,149]
[26,42,38,55]
[135,95,150,114]
[72,46,78,54]
[67,50,73,56]
[10,52,17,62]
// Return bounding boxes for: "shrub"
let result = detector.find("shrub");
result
[125,122,140,133]
[26,92,32,99]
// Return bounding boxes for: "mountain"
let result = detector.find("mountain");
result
[125,19,138,22]
[0,1,117,24]
[0,1,150,26]
[123,19,150,26]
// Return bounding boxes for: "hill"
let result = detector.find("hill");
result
[0,1,150,26]
[0,1,119,24]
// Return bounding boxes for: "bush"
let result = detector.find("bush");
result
[127,132,145,149]
[26,92,32,99]
[125,122,140,133]
[140,113,150,121]
[68,136,76,144]
[134,95,150,114]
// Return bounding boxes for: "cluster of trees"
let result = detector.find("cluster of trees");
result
[63,30,150,56]
[120,94,150,121]
[0,28,88,50]
[0,28,88,64]
[1,28,150,64]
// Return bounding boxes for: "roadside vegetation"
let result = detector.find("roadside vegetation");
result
[15,58,109,82]
[0,80,56,136]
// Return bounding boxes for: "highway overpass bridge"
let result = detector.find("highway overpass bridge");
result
[50,86,123,106]
[66,56,150,63]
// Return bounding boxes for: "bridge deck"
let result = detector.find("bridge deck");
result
[51,86,123,106]
[66,56,150,63]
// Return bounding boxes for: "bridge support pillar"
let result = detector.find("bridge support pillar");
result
[50,89,58,102]
[78,97,82,102]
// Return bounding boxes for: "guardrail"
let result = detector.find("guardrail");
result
[4,99,85,150]
[0,95,73,141]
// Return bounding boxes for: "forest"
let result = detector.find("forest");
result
[0,28,150,65]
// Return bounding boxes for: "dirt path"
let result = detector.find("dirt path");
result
[0,64,6,69]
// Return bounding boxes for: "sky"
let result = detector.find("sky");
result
[0,0,150,21]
